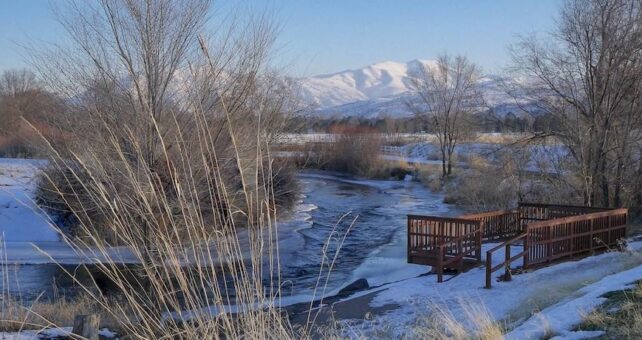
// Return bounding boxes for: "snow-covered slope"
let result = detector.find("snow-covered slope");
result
[296,60,536,119]
[298,59,434,109]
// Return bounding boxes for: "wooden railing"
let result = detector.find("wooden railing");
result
[461,209,521,241]
[435,228,483,282]
[525,208,628,266]
[407,215,482,282]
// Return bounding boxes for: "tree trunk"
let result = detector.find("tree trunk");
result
[599,155,610,207]
[441,148,447,178]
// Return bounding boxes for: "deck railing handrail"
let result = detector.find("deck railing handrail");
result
[485,232,528,288]
[407,215,482,282]
[460,209,518,220]
[518,202,612,211]
[407,214,486,224]
[484,207,628,287]
[526,208,628,228]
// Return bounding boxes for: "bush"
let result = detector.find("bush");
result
[318,132,383,176]
[442,150,583,211]
[298,130,410,179]
[442,155,517,210]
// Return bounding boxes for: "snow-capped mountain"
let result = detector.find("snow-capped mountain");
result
[298,59,435,109]
[296,59,535,119]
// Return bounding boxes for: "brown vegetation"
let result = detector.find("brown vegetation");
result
[8,1,305,337]
[0,69,66,157]
[295,128,412,179]
[29,0,298,240]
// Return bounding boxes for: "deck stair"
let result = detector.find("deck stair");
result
[408,202,629,287]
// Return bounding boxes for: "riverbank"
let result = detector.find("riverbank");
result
[286,239,642,338]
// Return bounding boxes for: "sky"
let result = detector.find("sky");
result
[0,0,561,77]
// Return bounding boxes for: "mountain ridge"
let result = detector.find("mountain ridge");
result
[295,59,532,119]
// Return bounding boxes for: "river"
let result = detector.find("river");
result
[0,170,458,304]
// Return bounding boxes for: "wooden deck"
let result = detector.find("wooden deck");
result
[408,202,629,287]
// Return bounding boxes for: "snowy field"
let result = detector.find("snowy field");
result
[380,142,568,174]
[277,132,530,145]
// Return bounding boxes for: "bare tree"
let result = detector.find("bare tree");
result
[29,0,296,245]
[510,0,642,207]
[0,69,38,97]
[409,54,482,177]
[0,69,64,156]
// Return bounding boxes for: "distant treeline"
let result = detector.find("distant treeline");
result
[286,112,559,134]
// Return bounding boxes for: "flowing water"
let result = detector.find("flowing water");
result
[0,170,457,304]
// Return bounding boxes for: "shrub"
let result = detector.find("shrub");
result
[299,130,410,179]
[317,131,383,176]
[443,155,518,211]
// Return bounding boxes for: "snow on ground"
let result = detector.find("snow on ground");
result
[344,241,642,338]
[0,158,139,264]
[507,258,642,339]
[0,158,59,242]
[0,327,73,340]
[0,327,116,339]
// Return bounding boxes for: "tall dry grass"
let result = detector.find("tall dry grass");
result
[0,293,121,333]
[410,299,504,340]
[9,95,313,338]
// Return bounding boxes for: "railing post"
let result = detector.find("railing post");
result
[457,237,463,273]
[407,216,411,263]
[590,217,594,252]
[477,222,483,262]
[437,245,444,283]
[504,243,512,281]
[547,225,552,263]
[523,226,529,269]
[606,216,612,247]
[485,251,492,289]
